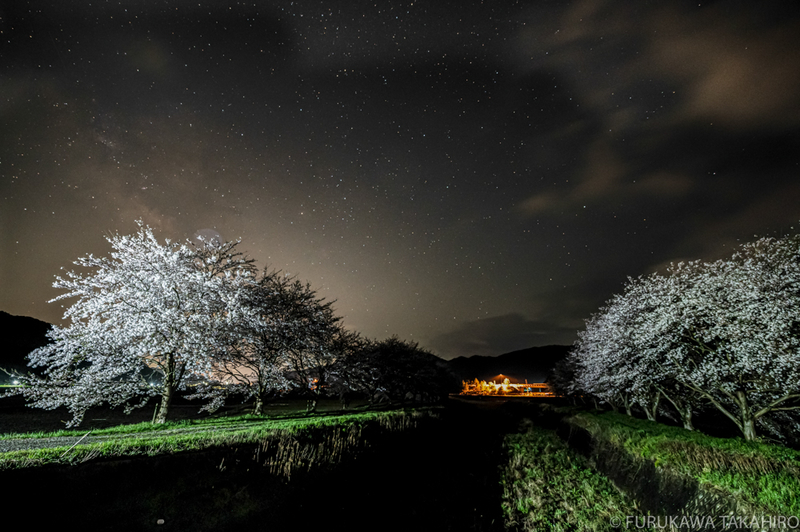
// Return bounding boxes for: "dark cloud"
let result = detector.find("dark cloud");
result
[2,1,800,355]
[509,0,800,271]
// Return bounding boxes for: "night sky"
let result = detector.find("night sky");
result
[2,1,799,359]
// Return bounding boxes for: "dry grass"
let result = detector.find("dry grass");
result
[501,424,640,531]
[568,411,800,517]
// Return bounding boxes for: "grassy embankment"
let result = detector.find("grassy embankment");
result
[0,407,437,471]
[567,410,800,517]
[501,423,641,532]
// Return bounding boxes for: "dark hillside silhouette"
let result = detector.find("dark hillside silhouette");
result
[0,311,568,390]
[0,311,52,377]
[447,345,570,384]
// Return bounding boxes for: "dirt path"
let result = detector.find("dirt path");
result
[0,396,372,432]
[0,418,267,453]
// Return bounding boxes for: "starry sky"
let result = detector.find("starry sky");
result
[2,0,799,359]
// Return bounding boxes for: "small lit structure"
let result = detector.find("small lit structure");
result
[460,375,556,397]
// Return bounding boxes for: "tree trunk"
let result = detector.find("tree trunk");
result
[619,392,635,416]
[644,391,660,422]
[681,405,694,431]
[737,390,757,441]
[155,384,173,424]
[253,378,266,415]
[307,398,318,412]
[607,397,619,413]
[742,417,757,441]
[155,353,176,424]
[659,386,694,431]
[621,393,632,416]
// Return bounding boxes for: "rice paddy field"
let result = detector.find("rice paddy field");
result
[565,410,800,519]
[0,397,503,531]
[2,396,797,531]
[501,424,641,532]
[0,406,429,470]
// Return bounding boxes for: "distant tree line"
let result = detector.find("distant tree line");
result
[552,231,800,442]
[6,221,455,426]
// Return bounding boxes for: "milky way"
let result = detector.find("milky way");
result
[2,0,799,358]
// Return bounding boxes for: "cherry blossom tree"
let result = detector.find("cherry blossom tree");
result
[190,269,353,415]
[571,304,634,414]
[10,221,254,426]
[193,266,362,414]
[549,355,579,404]
[571,282,664,419]
[659,236,800,441]
[280,296,363,413]
[329,336,456,402]
[571,232,800,441]
[616,271,701,430]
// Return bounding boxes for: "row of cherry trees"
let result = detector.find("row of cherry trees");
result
[9,222,363,426]
[559,233,800,441]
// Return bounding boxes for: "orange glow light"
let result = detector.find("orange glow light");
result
[460,378,556,397]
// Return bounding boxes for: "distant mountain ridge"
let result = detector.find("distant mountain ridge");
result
[446,345,571,384]
[0,311,569,386]
[0,311,53,373]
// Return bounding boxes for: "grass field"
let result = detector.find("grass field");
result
[567,410,800,517]
[501,423,640,532]
[0,407,438,471]
[0,400,375,440]
[6,397,796,528]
